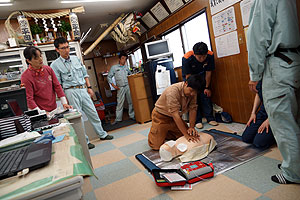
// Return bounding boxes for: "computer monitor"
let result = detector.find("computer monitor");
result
[145,39,172,60]
[0,88,28,118]
[6,99,23,116]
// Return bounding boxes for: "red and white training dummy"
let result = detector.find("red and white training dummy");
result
[159,131,217,162]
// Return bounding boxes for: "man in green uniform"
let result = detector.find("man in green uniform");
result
[247,0,300,184]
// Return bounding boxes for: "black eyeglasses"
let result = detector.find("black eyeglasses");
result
[59,46,70,50]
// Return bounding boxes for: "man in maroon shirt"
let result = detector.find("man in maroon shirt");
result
[21,46,72,113]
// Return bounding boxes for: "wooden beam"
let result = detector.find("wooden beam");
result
[83,13,125,56]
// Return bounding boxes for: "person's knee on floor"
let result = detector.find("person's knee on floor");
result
[252,134,275,149]
[242,126,256,144]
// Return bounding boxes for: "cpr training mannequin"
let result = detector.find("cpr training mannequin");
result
[159,131,217,162]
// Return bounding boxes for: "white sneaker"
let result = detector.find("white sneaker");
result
[195,123,203,129]
[208,121,218,126]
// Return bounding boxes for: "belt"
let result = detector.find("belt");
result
[274,46,300,65]
[65,85,86,90]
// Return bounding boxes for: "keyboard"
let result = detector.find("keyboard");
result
[32,118,60,130]
[0,146,28,178]
[32,120,49,129]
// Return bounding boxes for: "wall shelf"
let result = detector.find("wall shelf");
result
[0,79,21,84]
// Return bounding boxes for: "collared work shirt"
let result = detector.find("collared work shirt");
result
[50,56,89,89]
[155,82,197,117]
[182,50,215,79]
[247,0,300,81]
[107,64,131,87]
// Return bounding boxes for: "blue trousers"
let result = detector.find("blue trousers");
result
[196,92,215,123]
[242,110,275,148]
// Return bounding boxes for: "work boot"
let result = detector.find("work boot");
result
[100,135,114,140]
[88,143,95,149]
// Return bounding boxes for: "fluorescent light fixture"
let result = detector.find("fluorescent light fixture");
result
[0,0,13,6]
[0,3,13,6]
[61,0,128,3]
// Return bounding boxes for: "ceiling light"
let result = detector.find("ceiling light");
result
[0,3,12,6]
[0,0,13,6]
[61,0,128,3]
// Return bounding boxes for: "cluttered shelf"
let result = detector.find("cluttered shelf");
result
[0,78,20,84]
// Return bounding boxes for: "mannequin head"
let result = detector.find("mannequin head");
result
[159,132,217,162]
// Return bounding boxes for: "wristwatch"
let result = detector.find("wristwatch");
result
[87,86,92,89]
[205,86,210,89]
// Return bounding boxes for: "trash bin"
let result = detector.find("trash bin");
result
[94,100,105,120]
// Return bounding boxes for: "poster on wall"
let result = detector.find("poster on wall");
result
[151,2,169,22]
[212,6,237,37]
[215,30,240,58]
[240,0,255,26]
[142,12,158,29]
[156,65,171,95]
[209,0,241,15]
[164,0,184,13]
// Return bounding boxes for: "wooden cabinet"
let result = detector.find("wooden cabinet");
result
[128,73,153,123]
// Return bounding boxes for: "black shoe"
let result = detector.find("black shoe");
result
[130,117,136,121]
[100,135,114,140]
[88,143,95,149]
[271,174,295,184]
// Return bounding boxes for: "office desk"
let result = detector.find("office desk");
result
[0,121,94,200]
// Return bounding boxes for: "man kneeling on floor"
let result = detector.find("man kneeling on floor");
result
[148,74,205,150]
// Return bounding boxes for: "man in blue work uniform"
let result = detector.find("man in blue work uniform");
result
[248,0,300,184]
[107,52,135,124]
[182,42,218,129]
[51,37,113,150]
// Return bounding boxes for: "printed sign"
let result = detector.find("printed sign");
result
[17,15,33,43]
[209,0,240,15]
[69,12,81,40]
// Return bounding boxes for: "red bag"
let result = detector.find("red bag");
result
[180,161,214,184]
[151,161,214,187]
[152,169,186,187]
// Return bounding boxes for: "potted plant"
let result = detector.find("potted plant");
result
[30,24,43,43]
[59,21,72,40]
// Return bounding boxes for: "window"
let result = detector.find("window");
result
[182,13,211,51]
[162,29,184,68]
[161,11,211,68]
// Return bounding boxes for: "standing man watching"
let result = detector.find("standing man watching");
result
[51,37,113,149]
[182,42,218,129]
[107,52,135,125]
[248,0,300,184]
